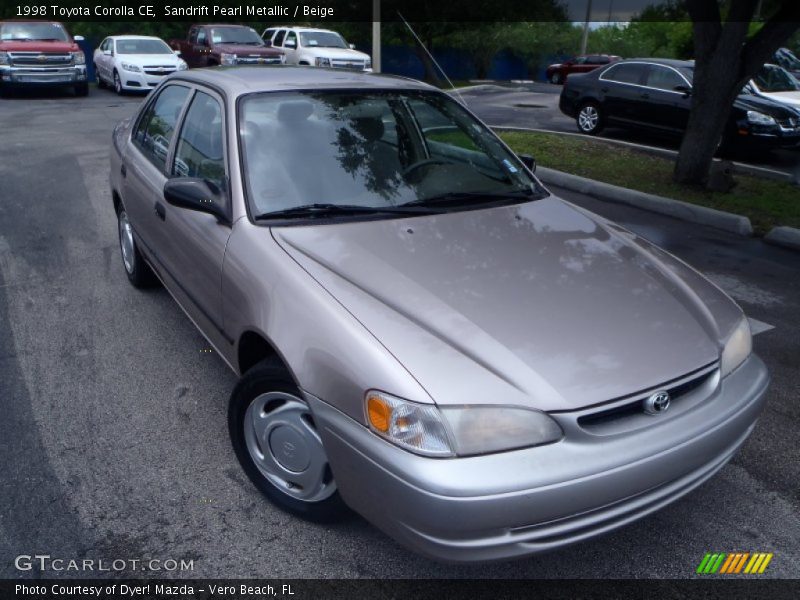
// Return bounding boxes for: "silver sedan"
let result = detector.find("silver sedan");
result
[110,67,768,562]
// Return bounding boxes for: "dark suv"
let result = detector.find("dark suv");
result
[559,58,800,151]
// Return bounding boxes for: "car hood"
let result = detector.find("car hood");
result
[758,90,800,108]
[0,40,77,52]
[274,198,735,411]
[214,43,282,56]
[305,47,370,60]
[734,93,800,118]
[109,53,182,65]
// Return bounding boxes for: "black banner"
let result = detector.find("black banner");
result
[3,579,800,600]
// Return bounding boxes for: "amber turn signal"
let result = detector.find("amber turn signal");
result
[367,394,391,432]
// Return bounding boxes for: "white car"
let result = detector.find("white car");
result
[262,27,372,71]
[745,63,800,111]
[93,35,187,95]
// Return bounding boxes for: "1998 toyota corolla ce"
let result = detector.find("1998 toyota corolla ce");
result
[110,67,769,562]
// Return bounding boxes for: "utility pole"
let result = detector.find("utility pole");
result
[372,0,381,73]
[580,0,593,55]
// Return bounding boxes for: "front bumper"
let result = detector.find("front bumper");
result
[0,64,86,87]
[118,69,173,91]
[308,355,769,562]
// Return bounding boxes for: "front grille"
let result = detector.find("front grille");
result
[236,56,281,65]
[9,52,72,66]
[574,362,719,435]
[143,65,176,76]
[330,58,366,70]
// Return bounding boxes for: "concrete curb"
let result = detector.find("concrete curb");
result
[764,226,800,251]
[537,166,754,237]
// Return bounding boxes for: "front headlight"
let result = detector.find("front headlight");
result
[315,57,331,67]
[365,391,563,457]
[120,61,140,72]
[220,53,237,66]
[177,59,188,71]
[747,110,777,126]
[0,51,10,66]
[72,50,85,65]
[720,316,752,377]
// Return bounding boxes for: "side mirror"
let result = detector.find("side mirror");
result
[163,178,228,223]
[674,84,692,97]
[73,35,84,42]
[103,49,112,56]
[349,43,356,50]
[519,154,536,173]
[173,50,181,56]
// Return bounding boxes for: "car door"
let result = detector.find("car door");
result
[597,62,649,126]
[282,30,299,64]
[641,64,692,132]
[123,84,192,264]
[157,87,232,347]
[96,38,111,82]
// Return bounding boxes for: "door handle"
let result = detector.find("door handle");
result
[154,202,166,221]
[120,163,126,178]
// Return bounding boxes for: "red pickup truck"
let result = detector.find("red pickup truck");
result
[170,24,283,68]
[0,20,89,96]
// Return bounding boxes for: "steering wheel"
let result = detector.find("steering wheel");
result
[402,158,456,178]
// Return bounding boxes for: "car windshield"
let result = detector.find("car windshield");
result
[210,27,263,45]
[116,39,172,55]
[239,91,545,221]
[753,65,800,92]
[0,22,69,42]
[299,31,347,49]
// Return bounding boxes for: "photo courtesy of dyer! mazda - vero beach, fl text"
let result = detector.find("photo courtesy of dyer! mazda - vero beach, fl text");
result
[110,66,768,563]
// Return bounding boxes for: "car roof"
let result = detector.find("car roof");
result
[622,58,695,68]
[169,66,434,94]
[108,35,163,41]
[268,27,337,33]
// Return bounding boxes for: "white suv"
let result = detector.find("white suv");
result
[262,27,372,72]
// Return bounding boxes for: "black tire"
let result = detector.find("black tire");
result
[117,208,158,288]
[95,65,105,88]
[113,70,124,95]
[74,82,89,97]
[229,359,347,522]
[576,101,604,135]
[550,72,562,85]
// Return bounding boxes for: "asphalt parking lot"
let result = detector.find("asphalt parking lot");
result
[456,83,800,179]
[1,85,799,579]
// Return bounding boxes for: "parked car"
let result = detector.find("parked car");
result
[110,67,768,562]
[546,54,621,84]
[262,27,371,71]
[93,35,187,95]
[559,58,800,151]
[0,20,88,96]
[745,63,800,111]
[169,24,283,68]
[773,47,800,79]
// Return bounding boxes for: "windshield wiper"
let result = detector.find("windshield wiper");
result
[253,203,442,221]
[403,189,536,208]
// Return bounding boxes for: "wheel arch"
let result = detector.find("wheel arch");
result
[237,329,294,380]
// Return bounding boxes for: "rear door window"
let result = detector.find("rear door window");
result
[602,63,646,85]
[273,29,286,47]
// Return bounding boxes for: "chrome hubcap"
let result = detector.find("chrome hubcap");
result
[244,392,335,503]
[579,106,599,131]
[118,211,135,274]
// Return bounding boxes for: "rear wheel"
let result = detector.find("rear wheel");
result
[229,359,346,522]
[550,72,563,85]
[95,65,105,88]
[117,208,157,288]
[577,102,604,135]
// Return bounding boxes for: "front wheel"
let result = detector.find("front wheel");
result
[113,70,124,95]
[577,102,604,135]
[229,359,346,522]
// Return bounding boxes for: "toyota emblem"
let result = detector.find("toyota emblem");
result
[643,390,671,415]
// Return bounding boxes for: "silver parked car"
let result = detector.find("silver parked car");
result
[110,67,769,562]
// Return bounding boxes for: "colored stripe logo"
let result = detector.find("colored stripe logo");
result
[696,552,773,574]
